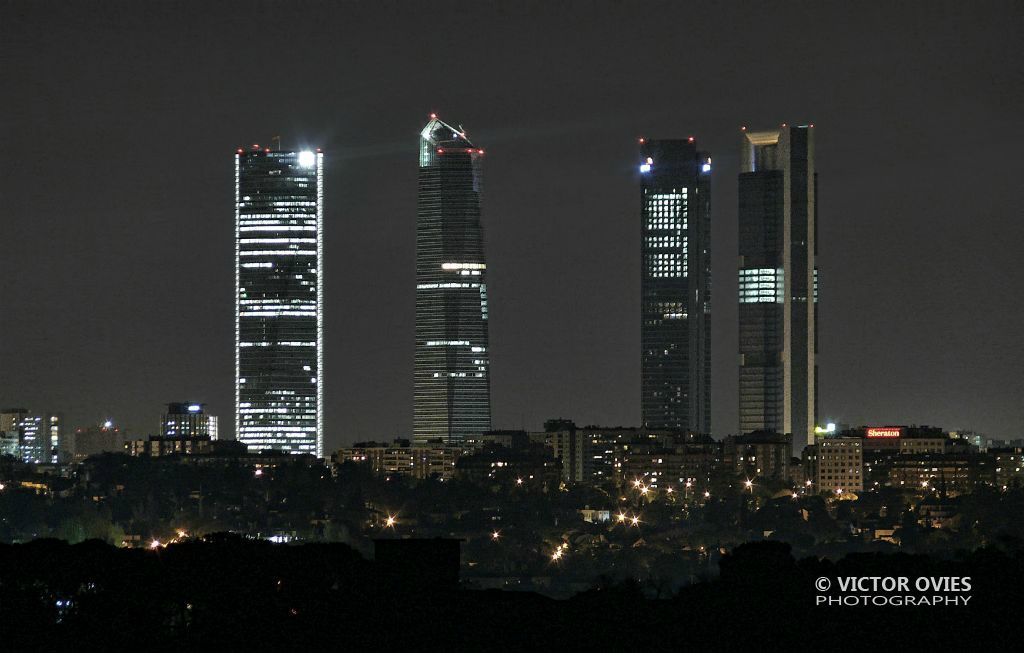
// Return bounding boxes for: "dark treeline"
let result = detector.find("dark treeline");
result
[1,536,1021,650]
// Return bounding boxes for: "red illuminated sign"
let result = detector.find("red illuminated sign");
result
[866,427,903,439]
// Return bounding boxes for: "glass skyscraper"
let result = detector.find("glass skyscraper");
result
[738,125,817,454]
[235,146,323,457]
[639,138,712,434]
[414,115,491,445]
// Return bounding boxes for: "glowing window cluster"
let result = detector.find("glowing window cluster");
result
[738,268,785,303]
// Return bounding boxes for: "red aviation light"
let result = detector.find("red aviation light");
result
[478,149,485,155]
[236,148,243,154]
[688,136,694,143]
[638,137,645,144]
[430,113,438,119]
[741,126,747,131]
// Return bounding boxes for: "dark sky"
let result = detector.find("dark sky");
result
[1,0,1021,449]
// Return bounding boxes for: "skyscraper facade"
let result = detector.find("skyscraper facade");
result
[235,146,323,457]
[639,138,712,434]
[737,125,817,453]
[414,115,491,445]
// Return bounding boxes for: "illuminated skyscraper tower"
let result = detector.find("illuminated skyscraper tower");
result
[235,146,323,457]
[639,138,712,433]
[414,115,491,445]
[738,125,817,454]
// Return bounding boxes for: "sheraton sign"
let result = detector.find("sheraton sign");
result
[865,427,903,439]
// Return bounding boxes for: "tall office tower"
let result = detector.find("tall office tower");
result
[414,114,491,445]
[639,138,712,434]
[161,402,218,440]
[738,125,817,454]
[235,146,324,457]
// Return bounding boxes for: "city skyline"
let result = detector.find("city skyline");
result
[1,2,1020,449]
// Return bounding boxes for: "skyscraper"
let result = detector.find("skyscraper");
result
[414,115,491,445]
[639,138,712,434]
[235,146,323,457]
[737,125,817,454]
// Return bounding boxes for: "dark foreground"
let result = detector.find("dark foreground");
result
[2,537,1021,650]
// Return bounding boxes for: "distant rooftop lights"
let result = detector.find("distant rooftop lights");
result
[187,404,202,413]
[639,163,651,173]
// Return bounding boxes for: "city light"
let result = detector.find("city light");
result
[491,530,500,540]
[298,150,316,167]
[385,514,397,528]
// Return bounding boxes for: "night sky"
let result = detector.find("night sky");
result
[1,1,1021,449]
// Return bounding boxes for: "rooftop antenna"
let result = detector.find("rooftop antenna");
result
[271,135,282,151]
